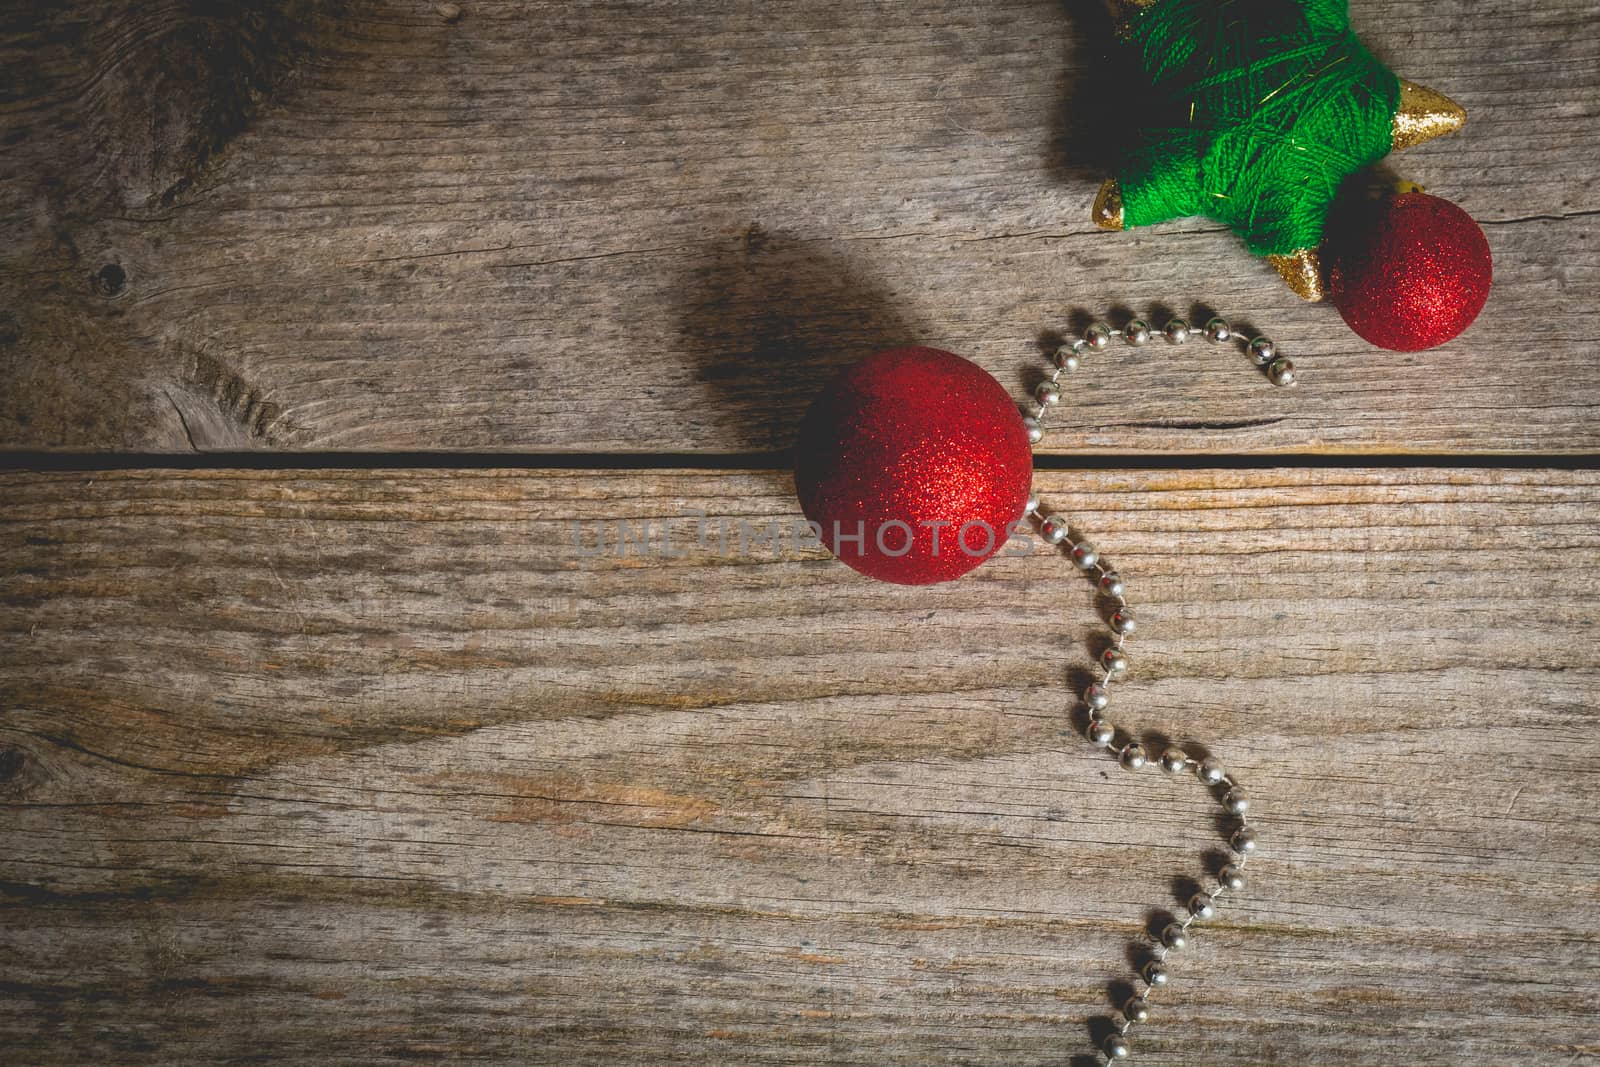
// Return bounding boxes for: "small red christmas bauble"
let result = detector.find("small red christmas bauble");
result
[1326,191,1492,352]
[794,347,1033,585]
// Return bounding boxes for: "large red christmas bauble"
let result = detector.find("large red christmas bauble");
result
[1326,191,1492,352]
[794,347,1033,585]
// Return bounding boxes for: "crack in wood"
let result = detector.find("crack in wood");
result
[1125,418,1289,431]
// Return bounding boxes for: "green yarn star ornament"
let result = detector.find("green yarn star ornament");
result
[1092,0,1465,299]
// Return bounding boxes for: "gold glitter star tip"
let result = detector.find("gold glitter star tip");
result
[1392,79,1466,151]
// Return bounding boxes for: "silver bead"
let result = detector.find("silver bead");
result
[1087,719,1115,747]
[1224,788,1250,815]
[1163,318,1190,344]
[1025,494,1040,514]
[1071,541,1099,569]
[1247,336,1276,366]
[1103,1034,1131,1060]
[1040,514,1070,544]
[1085,322,1113,350]
[1204,317,1232,343]
[1121,742,1147,770]
[1231,825,1258,854]
[1268,356,1296,387]
[1142,960,1170,987]
[1161,922,1188,949]
[1124,319,1152,346]
[1188,892,1216,920]
[1098,570,1124,597]
[1100,648,1128,676]
[1084,683,1110,711]
[1110,608,1136,635]
[1197,759,1226,786]
[1053,345,1081,371]
[1219,863,1245,891]
[1022,416,1042,444]
[1123,995,1150,1023]
[1035,380,1062,406]
[1159,748,1188,774]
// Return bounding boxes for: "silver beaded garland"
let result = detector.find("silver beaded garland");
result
[1041,310,1297,387]
[1024,312,1263,1066]
[1071,541,1099,569]
[1224,787,1250,815]
[1219,864,1245,891]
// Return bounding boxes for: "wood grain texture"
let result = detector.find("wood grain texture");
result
[2,0,1597,453]
[2,467,1597,1065]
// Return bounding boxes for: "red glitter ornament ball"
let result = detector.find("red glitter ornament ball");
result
[794,347,1033,585]
[1326,191,1492,352]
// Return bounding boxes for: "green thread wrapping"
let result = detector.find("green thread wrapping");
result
[1116,0,1399,256]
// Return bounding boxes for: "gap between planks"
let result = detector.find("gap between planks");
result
[2,451,1600,474]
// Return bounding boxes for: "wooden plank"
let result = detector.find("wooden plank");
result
[2,467,1596,1064]
[2,0,1597,453]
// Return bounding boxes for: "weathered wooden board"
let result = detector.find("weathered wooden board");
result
[2,467,1596,1064]
[2,0,1597,453]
